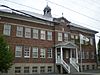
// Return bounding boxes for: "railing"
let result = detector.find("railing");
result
[61,59,70,73]
[70,58,79,72]
[56,58,70,73]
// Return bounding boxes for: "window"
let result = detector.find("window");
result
[86,65,89,70]
[64,33,68,41]
[92,65,95,69]
[82,51,85,59]
[75,35,78,39]
[3,24,11,36]
[86,52,89,59]
[24,46,30,58]
[40,30,46,40]
[48,66,52,73]
[15,46,22,57]
[33,29,38,39]
[47,31,52,40]
[24,67,29,73]
[40,66,45,73]
[58,32,62,41]
[16,26,23,37]
[71,34,74,39]
[90,38,93,45]
[40,48,45,58]
[32,47,38,58]
[25,27,31,38]
[32,67,38,73]
[82,65,85,71]
[47,48,52,58]
[91,52,95,59]
[15,67,21,73]
[71,34,75,43]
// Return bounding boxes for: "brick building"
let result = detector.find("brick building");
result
[0,5,98,74]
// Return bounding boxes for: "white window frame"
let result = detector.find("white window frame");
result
[47,48,52,58]
[16,26,23,37]
[40,30,46,40]
[3,24,11,36]
[24,46,30,58]
[15,46,22,57]
[58,32,62,41]
[47,31,52,40]
[32,47,38,58]
[33,29,38,39]
[25,27,31,38]
[40,48,45,58]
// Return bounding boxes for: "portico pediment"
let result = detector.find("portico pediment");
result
[55,41,77,49]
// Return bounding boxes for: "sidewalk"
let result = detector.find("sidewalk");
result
[71,69,100,75]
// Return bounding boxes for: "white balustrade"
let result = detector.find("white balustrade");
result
[56,58,70,73]
[70,58,79,72]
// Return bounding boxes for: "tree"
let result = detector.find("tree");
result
[98,39,100,62]
[0,35,14,73]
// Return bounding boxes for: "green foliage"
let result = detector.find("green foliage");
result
[0,35,14,73]
[98,39,100,61]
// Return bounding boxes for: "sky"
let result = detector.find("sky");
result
[0,0,100,45]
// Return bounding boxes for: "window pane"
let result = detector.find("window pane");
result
[58,32,62,41]
[3,24,11,36]
[24,67,29,73]
[47,31,52,40]
[32,67,38,73]
[48,66,52,73]
[32,47,38,58]
[15,46,22,57]
[64,33,68,41]
[16,26,23,37]
[40,48,45,58]
[33,29,38,39]
[90,38,93,45]
[25,28,31,38]
[24,46,30,58]
[71,34,74,39]
[40,30,45,40]
[40,66,45,73]
[47,48,52,58]
[15,67,21,73]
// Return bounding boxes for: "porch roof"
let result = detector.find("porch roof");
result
[55,41,78,49]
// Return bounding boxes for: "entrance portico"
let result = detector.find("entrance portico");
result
[55,41,79,73]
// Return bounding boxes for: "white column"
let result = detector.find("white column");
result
[61,47,63,60]
[76,48,78,63]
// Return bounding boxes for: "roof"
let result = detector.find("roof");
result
[55,41,77,48]
[21,10,53,22]
[69,23,98,33]
[0,5,53,22]
[0,5,98,34]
